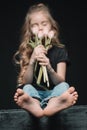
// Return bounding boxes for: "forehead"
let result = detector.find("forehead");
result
[30,11,50,24]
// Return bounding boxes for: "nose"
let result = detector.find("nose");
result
[38,24,43,31]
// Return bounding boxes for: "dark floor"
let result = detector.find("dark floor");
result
[0,105,87,130]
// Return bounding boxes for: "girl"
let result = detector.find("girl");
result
[14,3,78,117]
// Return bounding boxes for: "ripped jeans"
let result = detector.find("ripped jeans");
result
[23,82,69,109]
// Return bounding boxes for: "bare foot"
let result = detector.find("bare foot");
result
[14,88,44,117]
[44,87,78,116]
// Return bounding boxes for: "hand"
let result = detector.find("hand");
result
[37,53,54,73]
[36,53,50,66]
[30,45,47,65]
[34,45,47,55]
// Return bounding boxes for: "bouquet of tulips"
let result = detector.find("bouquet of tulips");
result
[28,28,54,87]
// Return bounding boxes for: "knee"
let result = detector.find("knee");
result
[23,84,34,91]
[54,82,69,91]
[60,82,69,89]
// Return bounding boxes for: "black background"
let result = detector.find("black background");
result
[0,0,87,109]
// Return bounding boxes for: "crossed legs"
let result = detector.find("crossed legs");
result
[14,86,78,117]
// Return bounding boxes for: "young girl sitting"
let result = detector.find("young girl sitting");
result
[14,3,78,118]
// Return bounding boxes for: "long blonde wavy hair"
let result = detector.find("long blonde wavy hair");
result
[13,3,64,86]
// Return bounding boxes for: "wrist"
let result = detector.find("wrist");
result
[29,58,35,66]
[47,65,55,73]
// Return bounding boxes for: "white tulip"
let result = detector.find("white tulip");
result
[38,32,44,39]
[32,27,38,35]
[43,29,49,37]
[48,30,54,39]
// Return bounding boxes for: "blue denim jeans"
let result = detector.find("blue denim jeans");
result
[23,82,69,108]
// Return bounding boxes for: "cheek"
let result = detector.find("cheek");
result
[45,25,52,31]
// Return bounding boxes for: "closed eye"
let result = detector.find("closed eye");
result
[42,21,48,26]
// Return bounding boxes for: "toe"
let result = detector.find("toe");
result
[17,88,24,95]
[68,87,75,94]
